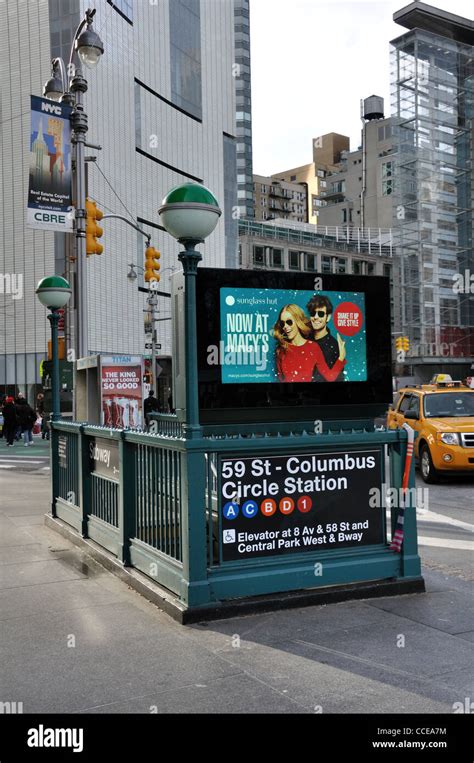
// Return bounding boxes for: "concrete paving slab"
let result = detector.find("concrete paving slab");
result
[184,636,457,714]
[0,558,86,590]
[0,578,124,621]
[0,628,241,714]
[453,631,474,643]
[190,600,404,649]
[433,666,474,696]
[77,673,304,714]
[0,522,38,547]
[0,543,58,565]
[0,600,183,660]
[7,514,46,527]
[369,590,474,634]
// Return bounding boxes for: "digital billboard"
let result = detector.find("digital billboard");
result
[173,268,393,424]
[219,287,366,384]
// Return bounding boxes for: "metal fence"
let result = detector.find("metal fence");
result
[50,418,421,608]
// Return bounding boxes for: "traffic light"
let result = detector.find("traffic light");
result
[144,246,160,282]
[395,336,410,352]
[86,199,104,256]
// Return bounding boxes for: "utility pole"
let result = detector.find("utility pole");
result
[147,292,159,389]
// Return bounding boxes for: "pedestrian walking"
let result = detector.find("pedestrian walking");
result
[2,397,18,446]
[16,399,36,446]
[14,393,27,440]
[144,389,160,429]
[36,392,49,440]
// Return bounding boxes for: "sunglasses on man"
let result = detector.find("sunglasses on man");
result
[311,310,327,319]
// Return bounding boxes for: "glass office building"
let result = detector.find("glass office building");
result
[234,0,254,220]
[391,3,474,378]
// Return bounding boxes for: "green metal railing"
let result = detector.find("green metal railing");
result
[54,427,79,504]
[50,419,422,609]
[135,442,182,560]
[90,475,118,527]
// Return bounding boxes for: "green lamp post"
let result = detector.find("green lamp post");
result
[159,183,221,438]
[36,276,72,422]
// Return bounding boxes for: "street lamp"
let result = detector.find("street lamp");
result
[43,8,104,362]
[159,183,221,438]
[35,276,72,422]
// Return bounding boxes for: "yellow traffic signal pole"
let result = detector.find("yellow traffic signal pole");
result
[101,215,162,386]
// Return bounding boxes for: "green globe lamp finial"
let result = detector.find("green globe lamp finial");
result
[158,182,221,243]
[36,275,72,309]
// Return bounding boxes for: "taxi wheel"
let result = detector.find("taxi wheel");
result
[420,444,439,484]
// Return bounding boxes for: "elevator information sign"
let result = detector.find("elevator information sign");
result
[219,449,383,561]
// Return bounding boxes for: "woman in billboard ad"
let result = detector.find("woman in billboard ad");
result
[273,304,346,383]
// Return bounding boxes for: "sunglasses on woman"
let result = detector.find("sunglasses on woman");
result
[279,319,294,328]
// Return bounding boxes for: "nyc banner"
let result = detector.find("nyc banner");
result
[27,95,73,231]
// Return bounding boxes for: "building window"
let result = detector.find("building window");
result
[440,300,457,325]
[170,0,202,119]
[305,253,317,272]
[378,124,392,141]
[424,306,435,324]
[223,134,238,267]
[107,0,133,23]
[253,246,266,266]
[353,260,361,275]
[321,256,332,274]
[383,264,392,278]
[342,209,347,223]
[367,263,375,276]
[289,251,300,270]
[290,175,296,181]
[317,170,325,178]
[271,248,283,268]
[337,258,346,273]
[382,179,393,196]
[382,161,393,178]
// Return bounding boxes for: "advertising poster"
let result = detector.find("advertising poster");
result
[100,355,144,429]
[219,449,383,561]
[27,95,73,231]
[220,287,366,384]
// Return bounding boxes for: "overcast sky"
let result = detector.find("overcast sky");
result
[249,0,474,175]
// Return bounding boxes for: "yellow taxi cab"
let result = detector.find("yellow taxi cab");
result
[387,375,474,483]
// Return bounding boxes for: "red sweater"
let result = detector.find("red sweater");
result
[276,341,346,382]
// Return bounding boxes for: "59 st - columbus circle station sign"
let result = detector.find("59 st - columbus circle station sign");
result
[219,450,384,562]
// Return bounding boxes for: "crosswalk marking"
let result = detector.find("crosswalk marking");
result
[0,459,45,465]
[417,536,474,551]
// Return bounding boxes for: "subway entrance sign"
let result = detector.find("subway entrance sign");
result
[219,449,384,561]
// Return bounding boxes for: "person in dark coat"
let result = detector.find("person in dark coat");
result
[16,400,36,446]
[2,397,18,446]
[36,392,49,440]
[144,390,160,428]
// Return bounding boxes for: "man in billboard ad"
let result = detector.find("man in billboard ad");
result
[220,287,366,384]
[100,356,144,429]
[27,95,73,232]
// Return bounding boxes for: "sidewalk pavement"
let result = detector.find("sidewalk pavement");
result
[0,467,472,714]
